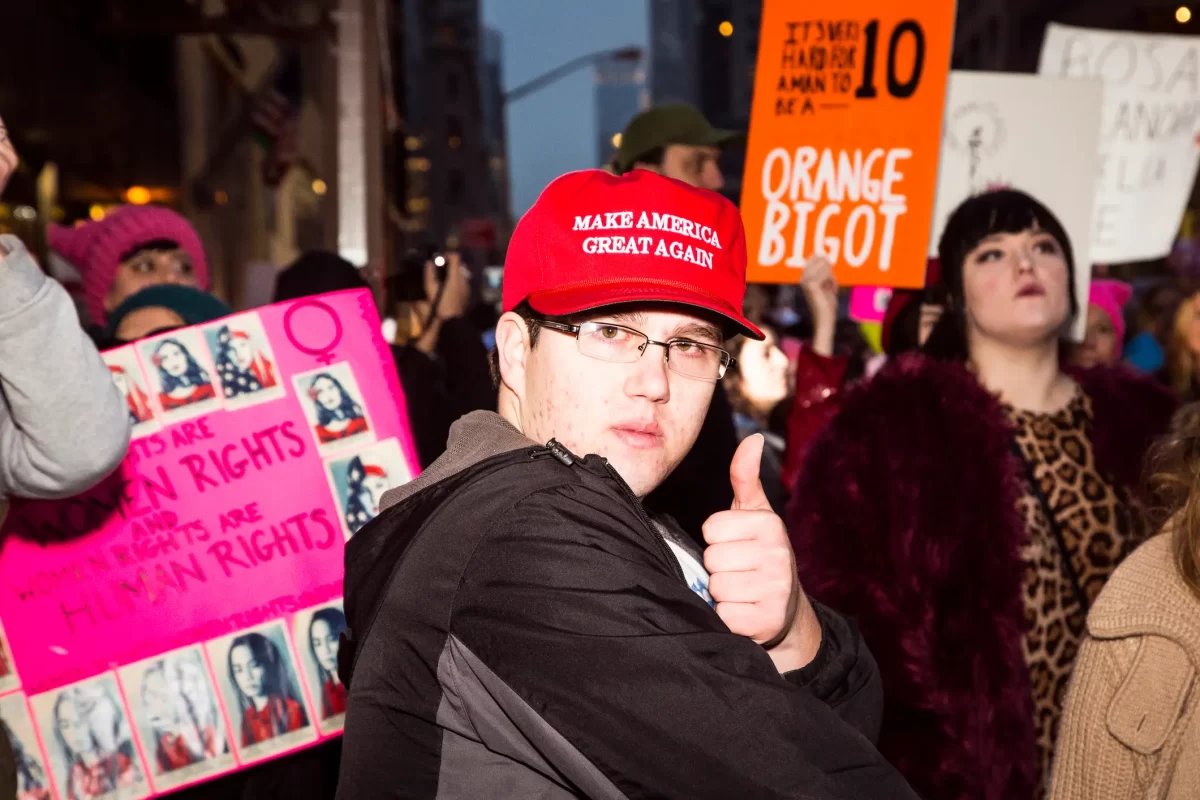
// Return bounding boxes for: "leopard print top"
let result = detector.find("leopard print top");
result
[1008,388,1150,794]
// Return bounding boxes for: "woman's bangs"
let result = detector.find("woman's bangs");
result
[965,192,1057,251]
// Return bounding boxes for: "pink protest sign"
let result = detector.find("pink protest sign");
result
[0,290,418,797]
[848,286,893,324]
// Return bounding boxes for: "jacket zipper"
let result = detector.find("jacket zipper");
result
[597,459,687,585]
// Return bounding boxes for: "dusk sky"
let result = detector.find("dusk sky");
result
[481,0,649,216]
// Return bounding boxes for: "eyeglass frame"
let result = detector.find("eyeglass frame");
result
[535,318,736,381]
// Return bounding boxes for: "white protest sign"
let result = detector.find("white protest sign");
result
[930,71,1103,338]
[1040,24,1200,263]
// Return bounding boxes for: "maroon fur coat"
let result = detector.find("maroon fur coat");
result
[786,355,1177,800]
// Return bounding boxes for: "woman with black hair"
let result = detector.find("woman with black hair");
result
[308,609,347,719]
[227,633,309,747]
[787,189,1177,798]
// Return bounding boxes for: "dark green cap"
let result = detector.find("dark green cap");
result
[613,104,744,174]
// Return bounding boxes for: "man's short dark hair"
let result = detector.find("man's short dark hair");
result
[622,147,664,174]
[489,300,543,388]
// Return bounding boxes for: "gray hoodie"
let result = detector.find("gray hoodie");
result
[0,235,129,500]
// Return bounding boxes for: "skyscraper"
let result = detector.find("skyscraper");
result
[648,0,762,200]
[595,54,648,168]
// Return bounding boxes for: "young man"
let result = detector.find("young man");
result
[337,170,916,799]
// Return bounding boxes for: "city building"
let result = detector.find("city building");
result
[648,0,762,200]
[595,54,648,168]
[394,0,511,259]
[480,26,511,238]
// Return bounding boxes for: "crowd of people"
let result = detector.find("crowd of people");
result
[3,92,1200,799]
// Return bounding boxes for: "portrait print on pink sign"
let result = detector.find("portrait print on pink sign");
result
[30,674,150,800]
[102,346,160,439]
[292,601,347,734]
[325,438,412,539]
[205,622,316,765]
[204,312,286,410]
[118,647,235,793]
[0,693,53,800]
[137,330,223,424]
[292,362,375,457]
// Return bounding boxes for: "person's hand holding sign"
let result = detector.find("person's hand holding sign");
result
[703,434,822,673]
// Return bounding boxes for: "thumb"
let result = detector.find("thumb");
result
[730,434,770,511]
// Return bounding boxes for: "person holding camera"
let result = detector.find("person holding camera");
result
[390,248,493,467]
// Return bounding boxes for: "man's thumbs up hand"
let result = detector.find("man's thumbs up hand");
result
[702,435,822,672]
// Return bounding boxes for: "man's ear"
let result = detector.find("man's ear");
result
[494,311,532,398]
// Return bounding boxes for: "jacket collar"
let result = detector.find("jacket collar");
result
[1088,533,1200,668]
[380,411,536,512]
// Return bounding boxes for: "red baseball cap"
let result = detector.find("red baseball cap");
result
[502,169,764,340]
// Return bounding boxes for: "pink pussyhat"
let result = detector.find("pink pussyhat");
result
[1089,279,1133,357]
[48,205,209,327]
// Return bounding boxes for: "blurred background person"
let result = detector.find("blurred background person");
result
[1165,286,1200,401]
[48,205,208,335]
[610,103,742,192]
[1051,403,1200,798]
[788,189,1176,798]
[100,284,232,346]
[722,326,791,514]
[780,257,943,491]
[1126,282,1184,375]
[1069,279,1133,370]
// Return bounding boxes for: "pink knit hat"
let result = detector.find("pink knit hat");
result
[48,205,209,326]
[1089,279,1133,358]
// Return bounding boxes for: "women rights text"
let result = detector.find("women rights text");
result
[756,146,911,271]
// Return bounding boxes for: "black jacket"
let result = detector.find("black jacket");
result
[337,411,917,799]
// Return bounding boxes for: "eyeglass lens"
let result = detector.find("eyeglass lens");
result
[574,322,726,380]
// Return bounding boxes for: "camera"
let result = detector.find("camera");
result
[390,244,447,304]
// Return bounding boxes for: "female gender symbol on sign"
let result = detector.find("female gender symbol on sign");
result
[283,300,344,365]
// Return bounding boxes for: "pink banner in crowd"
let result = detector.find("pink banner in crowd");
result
[848,286,894,323]
[0,290,418,798]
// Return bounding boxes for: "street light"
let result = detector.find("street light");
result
[504,45,644,104]
[1178,5,1192,23]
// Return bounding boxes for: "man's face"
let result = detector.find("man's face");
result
[498,308,720,497]
[660,144,724,191]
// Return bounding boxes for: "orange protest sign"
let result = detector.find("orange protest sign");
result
[740,1,957,288]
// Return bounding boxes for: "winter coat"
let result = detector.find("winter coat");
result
[337,410,919,799]
[1050,534,1200,799]
[0,235,129,500]
[787,355,1176,799]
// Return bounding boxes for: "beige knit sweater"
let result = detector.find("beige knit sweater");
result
[1050,534,1200,799]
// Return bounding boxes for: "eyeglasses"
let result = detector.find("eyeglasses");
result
[538,319,734,381]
